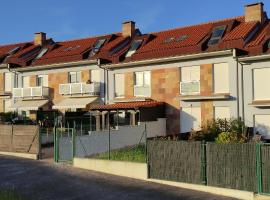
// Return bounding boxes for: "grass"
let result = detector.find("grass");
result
[92,144,146,163]
[0,189,26,200]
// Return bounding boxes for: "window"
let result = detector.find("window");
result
[64,45,81,51]
[35,48,48,60]
[20,47,41,60]
[4,72,17,92]
[213,63,229,93]
[114,73,125,98]
[68,71,81,83]
[180,66,200,95]
[180,107,201,133]
[208,25,226,46]
[3,100,12,113]
[109,38,130,56]
[89,39,106,56]
[253,68,270,100]
[254,115,270,138]
[8,46,21,55]
[134,71,150,86]
[37,75,48,87]
[126,40,143,57]
[90,70,101,83]
[214,106,230,119]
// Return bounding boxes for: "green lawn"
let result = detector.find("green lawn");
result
[92,144,146,163]
[0,189,26,200]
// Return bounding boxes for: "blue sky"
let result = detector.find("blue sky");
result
[0,0,269,44]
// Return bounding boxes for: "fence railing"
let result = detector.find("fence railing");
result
[13,87,49,98]
[147,140,270,194]
[59,82,100,95]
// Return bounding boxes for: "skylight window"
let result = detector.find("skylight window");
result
[89,38,107,56]
[7,46,21,55]
[64,45,81,51]
[109,39,130,56]
[20,47,41,60]
[208,25,226,46]
[176,35,188,42]
[35,48,48,60]
[126,40,143,57]
[164,37,175,43]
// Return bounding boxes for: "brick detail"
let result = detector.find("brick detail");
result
[0,73,4,92]
[200,64,213,96]
[82,70,90,82]
[48,72,68,104]
[152,68,180,135]
[200,64,214,124]
[124,72,134,99]
[29,75,36,87]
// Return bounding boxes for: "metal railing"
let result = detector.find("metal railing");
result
[59,82,100,95]
[180,80,200,95]
[134,85,151,97]
[13,87,49,98]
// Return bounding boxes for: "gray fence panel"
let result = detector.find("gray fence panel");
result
[59,137,73,161]
[206,143,257,192]
[261,145,270,194]
[148,140,202,184]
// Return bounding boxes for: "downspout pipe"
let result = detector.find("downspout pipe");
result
[97,59,109,105]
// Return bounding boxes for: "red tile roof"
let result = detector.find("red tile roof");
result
[1,15,270,67]
[89,100,164,110]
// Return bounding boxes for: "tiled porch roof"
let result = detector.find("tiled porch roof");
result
[89,100,164,110]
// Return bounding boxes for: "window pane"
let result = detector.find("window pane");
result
[91,70,101,82]
[76,71,81,83]
[23,76,30,88]
[144,71,151,86]
[69,72,77,83]
[181,66,200,82]
[135,72,144,86]
[126,40,142,57]
[253,68,270,100]
[115,74,125,97]
[4,73,12,92]
[214,63,229,93]
[180,107,201,133]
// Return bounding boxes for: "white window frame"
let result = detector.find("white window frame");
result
[180,66,200,95]
[213,62,229,94]
[253,68,270,101]
[68,71,81,83]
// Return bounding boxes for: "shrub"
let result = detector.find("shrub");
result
[188,118,246,142]
[215,132,246,144]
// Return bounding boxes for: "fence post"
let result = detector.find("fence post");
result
[201,140,207,185]
[144,124,149,179]
[72,128,76,162]
[53,127,59,163]
[38,126,42,160]
[256,143,262,194]
[108,125,111,160]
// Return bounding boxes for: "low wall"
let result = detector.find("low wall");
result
[73,158,148,180]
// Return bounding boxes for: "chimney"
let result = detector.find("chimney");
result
[34,32,46,46]
[122,21,135,37]
[245,2,265,23]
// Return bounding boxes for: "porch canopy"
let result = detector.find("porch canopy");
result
[89,100,164,110]
[53,97,98,110]
[10,99,49,111]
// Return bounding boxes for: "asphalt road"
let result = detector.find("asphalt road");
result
[0,155,238,200]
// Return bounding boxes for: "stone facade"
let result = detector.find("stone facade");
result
[151,68,180,135]
[200,64,213,124]
[82,70,91,82]
[124,72,134,99]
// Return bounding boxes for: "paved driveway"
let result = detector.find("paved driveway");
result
[0,156,237,200]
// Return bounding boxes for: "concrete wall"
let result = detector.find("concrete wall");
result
[75,118,166,158]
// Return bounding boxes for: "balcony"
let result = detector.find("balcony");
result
[13,87,50,99]
[59,82,100,96]
[180,81,200,95]
[134,85,151,97]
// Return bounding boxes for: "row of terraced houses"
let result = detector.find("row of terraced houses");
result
[1,2,270,139]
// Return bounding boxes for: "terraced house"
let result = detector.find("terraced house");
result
[1,2,270,138]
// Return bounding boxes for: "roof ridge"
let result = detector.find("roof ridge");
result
[0,41,32,48]
[149,16,244,35]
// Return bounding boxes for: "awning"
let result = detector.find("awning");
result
[53,97,98,110]
[89,100,164,110]
[10,99,49,111]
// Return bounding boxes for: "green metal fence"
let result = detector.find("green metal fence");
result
[54,128,75,163]
[147,140,270,195]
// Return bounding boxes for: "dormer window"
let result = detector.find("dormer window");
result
[20,47,41,60]
[89,38,106,56]
[126,40,143,57]
[208,25,226,46]
[64,45,81,51]
[7,46,21,55]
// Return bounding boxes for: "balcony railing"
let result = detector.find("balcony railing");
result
[13,87,50,98]
[59,82,100,96]
[180,81,200,95]
[134,85,151,97]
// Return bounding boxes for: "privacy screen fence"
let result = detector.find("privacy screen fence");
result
[147,140,270,194]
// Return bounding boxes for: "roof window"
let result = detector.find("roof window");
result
[208,25,227,46]
[109,38,130,56]
[89,38,107,56]
[20,47,41,60]
[35,48,48,60]
[7,46,21,55]
[64,45,81,51]
[164,35,188,43]
[125,40,143,57]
